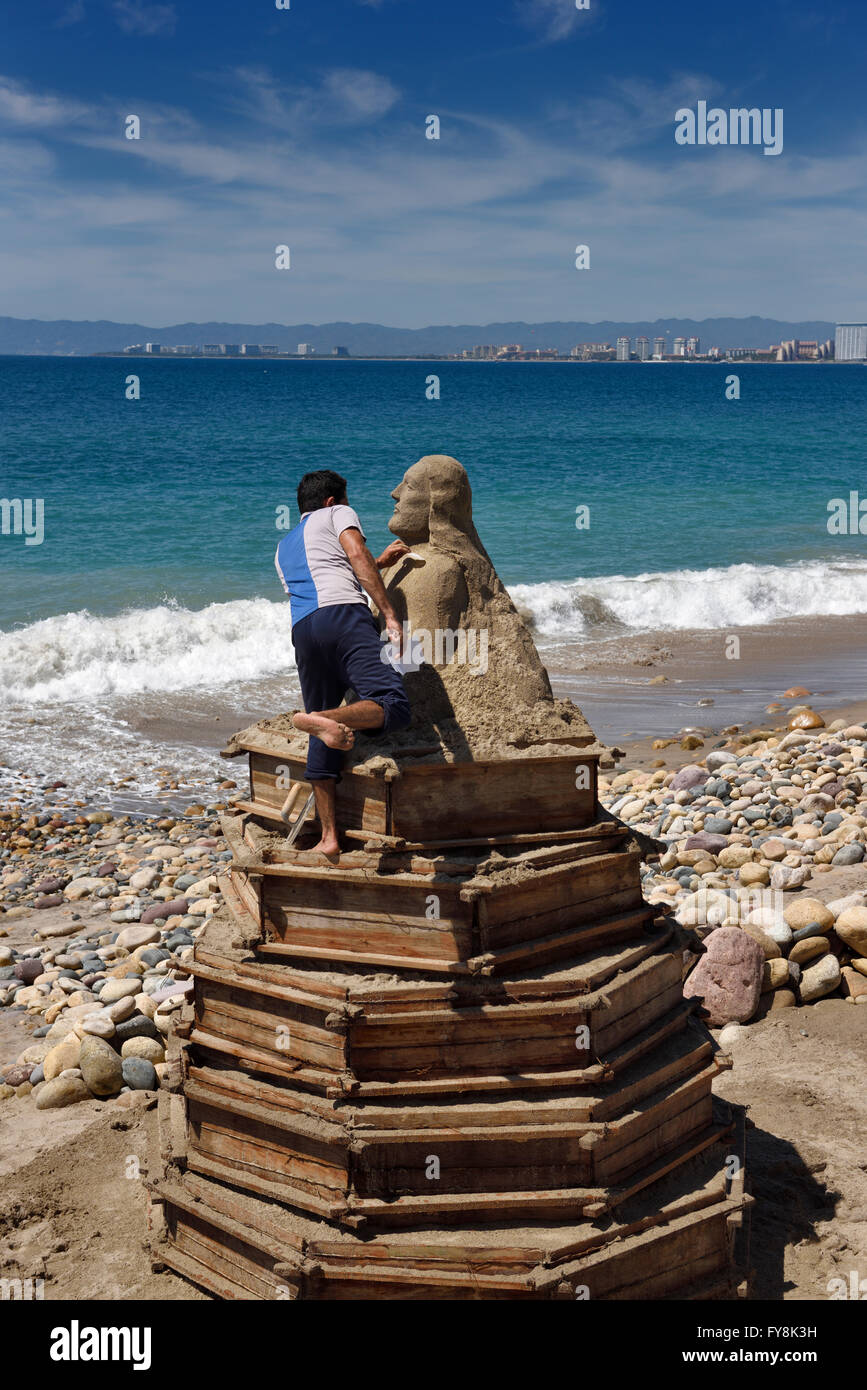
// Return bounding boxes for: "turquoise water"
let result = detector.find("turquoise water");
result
[3,356,867,630]
[1,355,866,804]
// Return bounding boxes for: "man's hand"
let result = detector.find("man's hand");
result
[383,612,404,657]
[376,540,411,570]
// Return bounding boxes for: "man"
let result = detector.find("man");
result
[275,469,412,855]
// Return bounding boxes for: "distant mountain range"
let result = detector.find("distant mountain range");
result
[0,315,838,356]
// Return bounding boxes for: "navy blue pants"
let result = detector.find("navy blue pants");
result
[292,603,411,780]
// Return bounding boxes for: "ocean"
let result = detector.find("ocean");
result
[2,356,867,810]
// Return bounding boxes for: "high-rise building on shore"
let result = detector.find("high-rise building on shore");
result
[835,324,867,360]
[686,336,700,356]
[297,343,315,356]
[653,336,666,358]
[241,344,261,356]
[144,343,161,354]
[672,337,685,357]
[616,336,631,361]
[636,335,650,361]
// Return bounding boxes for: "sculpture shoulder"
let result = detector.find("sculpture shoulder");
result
[386,549,469,627]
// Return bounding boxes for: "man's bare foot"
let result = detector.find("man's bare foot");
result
[292,712,355,750]
[308,836,340,858]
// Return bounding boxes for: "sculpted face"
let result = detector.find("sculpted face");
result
[389,464,430,542]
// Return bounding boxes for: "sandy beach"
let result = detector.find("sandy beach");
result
[2,664,866,1300]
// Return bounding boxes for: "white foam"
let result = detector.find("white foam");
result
[0,597,295,703]
[509,557,867,639]
[2,557,867,709]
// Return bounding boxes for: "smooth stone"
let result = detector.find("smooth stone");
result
[114,923,161,951]
[769,988,796,1010]
[770,864,810,891]
[789,937,830,967]
[121,1057,157,1090]
[121,1036,165,1063]
[792,921,830,943]
[834,907,867,955]
[2,1063,34,1087]
[129,868,160,890]
[741,923,780,959]
[98,978,141,1004]
[151,978,193,1005]
[788,711,825,730]
[783,898,836,931]
[79,1013,116,1039]
[14,959,45,984]
[63,876,113,901]
[718,1023,747,1048]
[107,995,137,1022]
[762,958,790,992]
[29,1063,45,1084]
[832,843,865,866]
[140,948,171,968]
[718,845,754,869]
[703,816,733,835]
[739,864,770,887]
[684,832,728,853]
[676,889,733,928]
[799,953,842,1003]
[35,1075,91,1109]
[141,897,188,924]
[114,1014,161,1044]
[841,966,867,1001]
[683,926,764,1025]
[78,1034,123,1096]
[670,765,708,791]
[43,1034,82,1081]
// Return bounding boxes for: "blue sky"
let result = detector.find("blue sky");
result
[1,0,864,326]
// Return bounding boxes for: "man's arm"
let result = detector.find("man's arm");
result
[339,528,403,645]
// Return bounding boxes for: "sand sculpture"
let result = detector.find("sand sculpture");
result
[146,454,750,1300]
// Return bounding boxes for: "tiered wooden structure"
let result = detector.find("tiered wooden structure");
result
[147,726,751,1299]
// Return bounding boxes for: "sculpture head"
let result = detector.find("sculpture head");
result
[389,455,474,548]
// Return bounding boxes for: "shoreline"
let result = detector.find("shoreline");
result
[1,609,865,817]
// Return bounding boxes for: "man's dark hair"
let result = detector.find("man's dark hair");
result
[297,470,348,514]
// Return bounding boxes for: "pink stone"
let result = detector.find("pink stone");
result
[683,925,764,1026]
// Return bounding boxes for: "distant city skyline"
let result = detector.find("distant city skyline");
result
[2,2,867,325]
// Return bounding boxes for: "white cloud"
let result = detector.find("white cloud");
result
[57,0,86,26]
[0,70,864,325]
[0,76,91,127]
[226,65,400,129]
[518,0,597,43]
[113,0,176,36]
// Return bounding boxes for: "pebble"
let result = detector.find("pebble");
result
[79,1013,116,1039]
[797,953,840,1003]
[121,1057,157,1090]
[78,1034,124,1096]
[35,1075,91,1109]
[114,1014,161,1044]
[121,1036,165,1063]
[834,907,867,956]
[114,923,162,951]
[789,937,830,967]
[43,1035,82,1080]
[98,978,143,1004]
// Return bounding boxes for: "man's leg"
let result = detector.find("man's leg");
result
[293,698,385,743]
[293,612,349,856]
[310,781,339,857]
